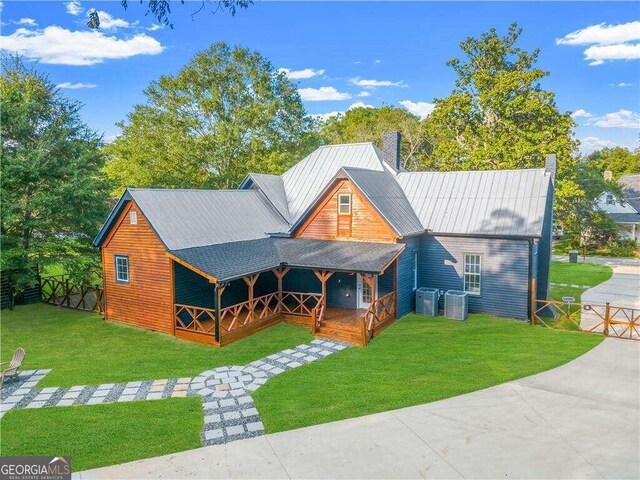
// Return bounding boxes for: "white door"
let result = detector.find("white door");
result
[357,274,376,309]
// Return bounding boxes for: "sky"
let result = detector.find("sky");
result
[1,1,639,155]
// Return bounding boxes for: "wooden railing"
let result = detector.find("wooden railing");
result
[279,291,322,317]
[41,275,104,314]
[362,292,396,343]
[532,299,639,340]
[219,292,280,334]
[310,300,326,335]
[175,304,216,334]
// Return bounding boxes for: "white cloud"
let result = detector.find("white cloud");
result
[557,21,640,46]
[578,136,617,155]
[310,102,374,122]
[374,59,381,64]
[298,86,351,101]
[56,82,97,89]
[147,23,163,32]
[349,101,373,109]
[612,82,633,87]
[399,100,435,119]
[92,10,130,30]
[589,109,640,128]
[65,1,83,16]
[571,108,592,119]
[0,25,165,65]
[15,18,38,26]
[350,77,406,88]
[583,43,640,65]
[357,90,371,97]
[278,67,325,80]
[557,22,640,66]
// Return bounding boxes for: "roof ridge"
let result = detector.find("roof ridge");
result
[398,167,546,175]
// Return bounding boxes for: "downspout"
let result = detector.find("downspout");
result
[213,284,220,343]
[527,238,533,323]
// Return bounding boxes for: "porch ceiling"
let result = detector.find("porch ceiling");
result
[169,237,404,282]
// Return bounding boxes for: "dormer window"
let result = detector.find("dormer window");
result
[130,211,138,224]
[338,194,351,215]
[605,194,615,205]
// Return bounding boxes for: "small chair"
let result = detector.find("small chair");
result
[0,348,25,389]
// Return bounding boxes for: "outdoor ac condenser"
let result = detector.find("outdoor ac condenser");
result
[416,287,440,316]
[444,290,468,321]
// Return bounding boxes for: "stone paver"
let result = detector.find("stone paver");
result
[0,339,349,446]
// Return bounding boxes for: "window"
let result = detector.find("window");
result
[412,251,418,290]
[130,211,138,224]
[463,254,481,294]
[115,255,129,283]
[605,194,615,205]
[338,194,351,215]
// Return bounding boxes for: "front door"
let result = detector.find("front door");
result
[357,274,376,309]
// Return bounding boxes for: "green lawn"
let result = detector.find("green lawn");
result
[549,261,613,287]
[1,303,313,387]
[1,398,203,471]
[253,314,602,433]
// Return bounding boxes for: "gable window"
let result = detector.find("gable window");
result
[463,254,481,295]
[605,194,615,205]
[412,251,418,290]
[130,211,138,224]
[338,194,351,215]
[115,255,129,283]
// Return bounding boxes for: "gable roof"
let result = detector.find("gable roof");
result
[170,237,404,282]
[396,169,551,237]
[93,188,289,250]
[240,173,291,222]
[619,174,640,212]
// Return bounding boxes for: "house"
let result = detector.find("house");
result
[93,133,555,346]
[595,173,640,241]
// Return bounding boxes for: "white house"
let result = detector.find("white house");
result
[595,173,640,241]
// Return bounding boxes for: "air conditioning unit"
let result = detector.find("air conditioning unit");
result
[416,287,440,316]
[444,290,468,321]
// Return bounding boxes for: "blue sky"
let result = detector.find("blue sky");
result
[1,1,639,154]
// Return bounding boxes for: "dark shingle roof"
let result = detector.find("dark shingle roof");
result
[170,238,404,282]
[619,174,640,212]
[608,212,640,224]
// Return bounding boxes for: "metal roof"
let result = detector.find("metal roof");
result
[341,167,424,236]
[170,237,404,282]
[619,174,640,212]
[94,188,289,250]
[281,143,394,224]
[396,169,551,237]
[241,173,291,222]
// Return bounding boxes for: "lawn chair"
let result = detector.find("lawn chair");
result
[0,348,25,389]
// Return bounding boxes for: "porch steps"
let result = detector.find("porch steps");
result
[316,322,363,346]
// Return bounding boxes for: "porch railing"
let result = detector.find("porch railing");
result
[279,291,322,317]
[219,292,280,334]
[175,304,216,334]
[361,292,396,342]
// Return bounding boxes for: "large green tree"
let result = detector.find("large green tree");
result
[104,42,312,193]
[585,146,640,179]
[1,56,110,292]
[319,106,430,170]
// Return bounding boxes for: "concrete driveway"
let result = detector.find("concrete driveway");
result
[78,338,640,480]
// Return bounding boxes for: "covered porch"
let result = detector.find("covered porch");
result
[168,238,403,347]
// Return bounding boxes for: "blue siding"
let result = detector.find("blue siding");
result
[174,263,213,308]
[536,181,554,300]
[326,272,357,308]
[397,236,419,317]
[378,262,395,295]
[418,235,530,320]
[282,269,321,294]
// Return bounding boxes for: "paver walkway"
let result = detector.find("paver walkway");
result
[78,338,640,480]
[0,339,348,445]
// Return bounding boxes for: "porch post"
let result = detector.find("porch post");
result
[213,284,221,343]
[314,270,333,307]
[273,267,290,312]
[243,273,259,323]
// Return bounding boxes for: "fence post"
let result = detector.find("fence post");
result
[64,279,70,307]
[603,302,610,337]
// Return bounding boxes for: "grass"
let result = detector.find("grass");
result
[1,303,313,387]
[0,398,203,471]
[253,314,603,433]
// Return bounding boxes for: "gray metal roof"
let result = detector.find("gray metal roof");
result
[281,143,394,224]
[170,237,404,282]
[619,174,640,212]
[608,212,640,224]
[241,173,291,222]
[94,188,290,250]
[341,167,424,236]
[396,169,551,237]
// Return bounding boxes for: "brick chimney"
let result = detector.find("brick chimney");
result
[544,154,557,183]
[382,132,401,171]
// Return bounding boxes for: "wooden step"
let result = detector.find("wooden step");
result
[316,325,364,346]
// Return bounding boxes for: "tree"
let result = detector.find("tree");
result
[0,56,110,293]
[423,23,579,230]
[585,146,640,179]
[319,106,431,170]
[104,42,312,194]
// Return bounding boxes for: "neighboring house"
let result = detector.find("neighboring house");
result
[93,133,555,347]
[595,173,640,241]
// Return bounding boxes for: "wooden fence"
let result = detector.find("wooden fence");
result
[41,275,104,314]
[532,299,639,340]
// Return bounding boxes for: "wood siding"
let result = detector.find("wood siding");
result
[102,201,174,333]
[294,180,397,243]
